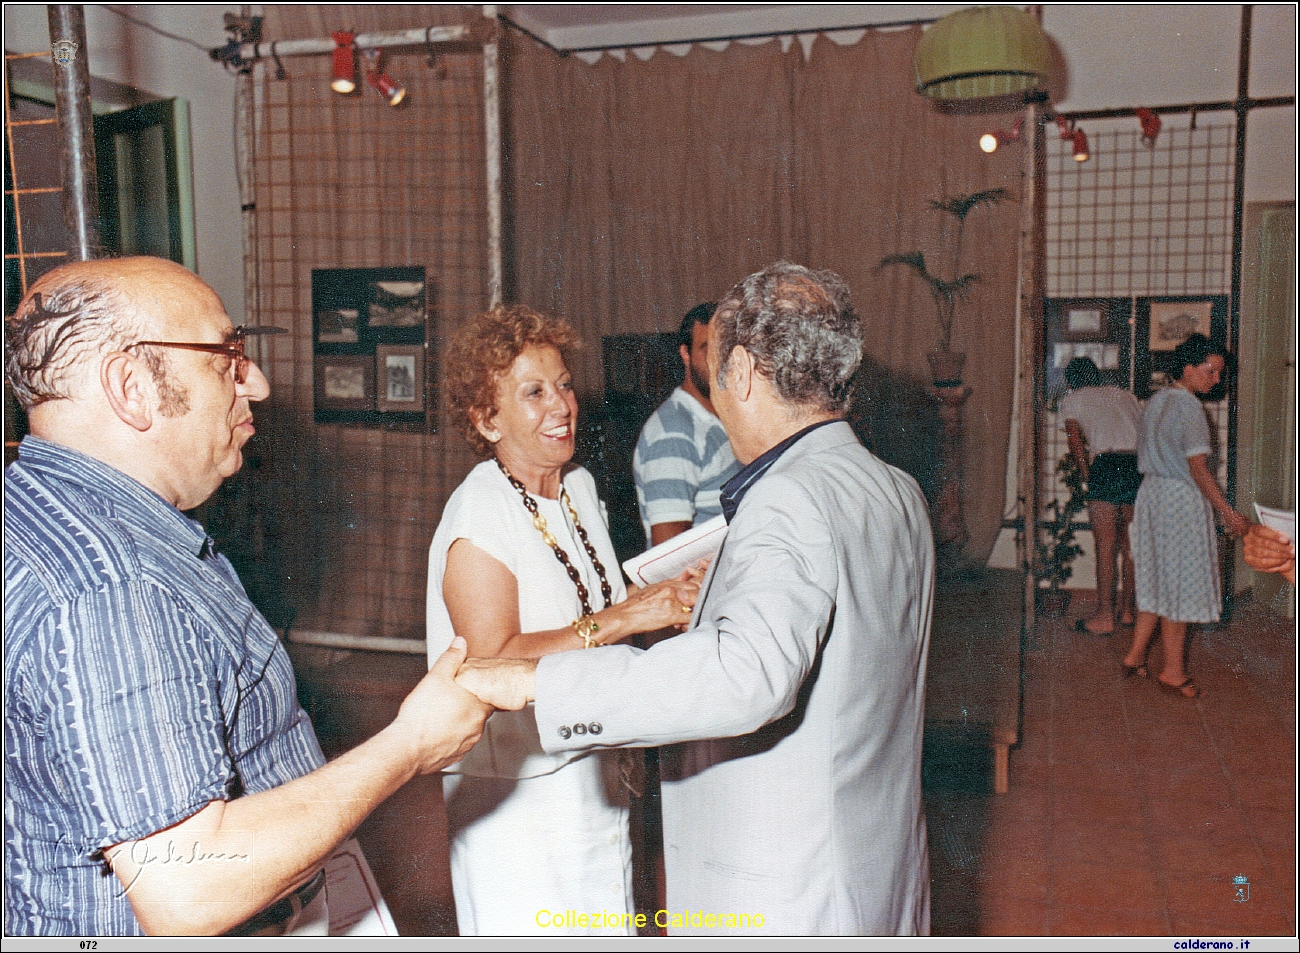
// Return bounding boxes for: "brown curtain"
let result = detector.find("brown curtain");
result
[793,31,1022,561]
[507,27,1022,560]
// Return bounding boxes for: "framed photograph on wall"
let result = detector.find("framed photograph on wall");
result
[315,307,360,344]
[1063,304,1105,338]
[1043,297,1133,401]
[314,354,375,412]
[311,266,432,426]
[1135,295,1227,397]
[367,280,426,328]
[1146,299,1215,351]
[376,344,425,413]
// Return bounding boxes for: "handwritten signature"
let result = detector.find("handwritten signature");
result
[107,839,250,894]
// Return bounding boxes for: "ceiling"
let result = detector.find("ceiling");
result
[501,4,965,51]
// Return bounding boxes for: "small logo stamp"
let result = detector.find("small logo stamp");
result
[51,39,78,65]
[1232,874,1250,902]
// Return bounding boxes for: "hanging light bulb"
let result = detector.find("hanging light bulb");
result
[363,49,406,106]
[331,31,356,94]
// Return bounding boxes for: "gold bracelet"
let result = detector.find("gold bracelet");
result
[573,614,600,648]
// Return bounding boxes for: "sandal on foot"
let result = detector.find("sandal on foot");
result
[1157,676,1200,699]
[1122,662,1148,679]
[1075,618,1114,636]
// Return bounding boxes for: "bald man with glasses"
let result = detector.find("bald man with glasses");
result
[4,257,492,936]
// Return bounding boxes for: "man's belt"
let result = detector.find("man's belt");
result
[226,869,327,936]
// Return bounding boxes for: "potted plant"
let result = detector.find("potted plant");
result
[1033,449,1087,616]
[878,188,1006,385]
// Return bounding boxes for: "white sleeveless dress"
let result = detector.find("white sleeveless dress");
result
[427,461,635,935]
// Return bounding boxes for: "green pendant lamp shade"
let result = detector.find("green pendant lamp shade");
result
[914,7,1051,100]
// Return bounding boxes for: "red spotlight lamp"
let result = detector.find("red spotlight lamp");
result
[331,31,356,94]
[364,49,405,106]
[1070,129,1090,162]
[1055,116,1090,163]
[1136,107,1161,147]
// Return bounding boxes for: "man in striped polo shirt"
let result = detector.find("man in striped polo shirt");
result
[633,302,740,547]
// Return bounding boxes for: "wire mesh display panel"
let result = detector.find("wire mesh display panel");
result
[5,50,74,463]
[4,51,71,308]
[241,49,489,639]
[1043,117,1236,521]
[246,52,489,409]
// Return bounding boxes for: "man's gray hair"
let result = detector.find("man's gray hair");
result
[5,271,182,412]
[713,262,862,413]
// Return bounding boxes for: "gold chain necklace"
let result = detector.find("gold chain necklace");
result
[496,459,613,622]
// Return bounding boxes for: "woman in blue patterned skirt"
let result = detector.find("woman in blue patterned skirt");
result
[1122,334,1250,698]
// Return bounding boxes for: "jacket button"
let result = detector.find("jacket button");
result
[558,726,571,740]
[573,723,587,735]
[589,722,603,735]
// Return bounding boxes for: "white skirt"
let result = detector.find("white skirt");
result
[1133,476,1221,623]
[442,752,635,936]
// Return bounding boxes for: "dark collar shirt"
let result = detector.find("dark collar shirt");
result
[4,436,325,936]
[720,418,842,523]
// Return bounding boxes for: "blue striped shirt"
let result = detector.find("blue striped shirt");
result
[4,436,325,936]
[633,388,739,546]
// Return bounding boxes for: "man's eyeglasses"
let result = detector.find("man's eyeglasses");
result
[130,326,287,384]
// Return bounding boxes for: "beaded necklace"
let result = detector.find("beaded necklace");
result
[496,459,612,617]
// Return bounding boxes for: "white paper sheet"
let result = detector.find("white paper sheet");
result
[327,838,399,936]
[622,515,727,586]
[1254,504,1296,544]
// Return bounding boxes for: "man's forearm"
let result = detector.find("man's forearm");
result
[651,520,693,546]
[109,723,422,935]
[111,639,487,935]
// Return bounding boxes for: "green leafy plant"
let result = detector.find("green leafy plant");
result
[1033,449,1087,591]
[878,188,1007,351]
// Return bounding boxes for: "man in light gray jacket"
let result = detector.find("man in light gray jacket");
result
[459,262,934,935]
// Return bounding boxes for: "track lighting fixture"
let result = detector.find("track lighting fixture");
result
[331,31,356,94]
[363,49,405,106]
[1136,108,1161,147]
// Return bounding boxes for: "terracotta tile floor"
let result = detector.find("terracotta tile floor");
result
[927,594,1296,937]
[301,591,1295,937]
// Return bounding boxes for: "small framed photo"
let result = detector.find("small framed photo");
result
[314,354,374,412]
[1066,306,1104,336]
[368,279,426,328]
[1146,299,1214,352]
[376,344,425,413]
[315,307,360,344]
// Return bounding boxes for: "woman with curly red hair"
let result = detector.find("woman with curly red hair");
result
[428,304,698,934]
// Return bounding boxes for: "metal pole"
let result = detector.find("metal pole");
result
[1224,4,1253,614]
[1021,8,1049,633]
[482,5,503,307]
[47,4,100,260]
[231,25,472,61]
